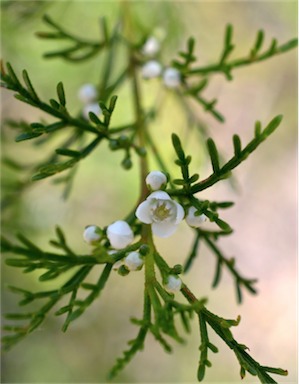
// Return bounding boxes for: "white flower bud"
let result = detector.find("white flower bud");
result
[124,251,144,271]
[83,225,101,245]
[186,206,207,228]
[141,60,162,79]
[141,36,160,56]
[164,275,182,294]
[146,170,167,191]
[107,220,134,250]
[83,103,102,120]
[163,67,181,88]
[78,84,98,104]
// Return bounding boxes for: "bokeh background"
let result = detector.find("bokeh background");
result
[1,1,297,383]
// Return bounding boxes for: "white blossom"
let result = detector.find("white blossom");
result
[163,67,181,88]
[135,190,184,238]
[78,84,98,104]
[141,36,160,56]
[186,206,207,228]
[164,275,182,294]
[83,103,102,120]
[146,170,167,191]
[107,220,134,250]
[141,60,162,79]
[124,251,144,271]
[83,225,101,244]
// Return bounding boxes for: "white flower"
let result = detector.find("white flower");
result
[146,170,167,191]
[141,36,160,56]
[124,251,144,271]
[186,206,208,228]
[141,60,162,79]
[164,275,182,294]
[83,225,101,244]
[163,67,181,88]
[135,191,184,238]
[107,220,134,250]
[83,103,102,120]
[78,84,98,104]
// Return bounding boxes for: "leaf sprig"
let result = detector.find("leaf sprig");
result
[35,15,108,61]
[187,24,298,80]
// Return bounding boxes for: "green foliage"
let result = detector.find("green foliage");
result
[1,9,297,384]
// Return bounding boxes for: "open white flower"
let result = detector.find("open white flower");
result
[107,220,134,249]
[135,191,184,238]
[78,83,98,104]
[83,225,101,244]
[83,103,102,120]
[141,36,160,56]
[124,251,144,271]
[164,275,182,294]
[141,60,162,79]
[146,170,167,191]
[186,206,207,228]
[163,67,181,88]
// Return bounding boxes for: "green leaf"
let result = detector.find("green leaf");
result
[109,95,118,112]
[262,366,288,376]
[263,114,283,137]
[56,81,66,106]
[49,98,60,109]
[207,138,220,173]
[15,131,43,142]
[6,62,21,86]
[279,38,298,52]
[253,30,264,54]
[55,148,81,158]
[225,24,233,47]
[171,133,185,160]
[197,363,206,381]
[22,70,39,101]
[233,135,242,156]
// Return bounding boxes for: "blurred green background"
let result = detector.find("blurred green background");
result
[1,1,297,383]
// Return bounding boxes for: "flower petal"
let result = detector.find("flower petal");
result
[152,221,178,238]
[147,190,170,200]
[135,200,153,224]
[174,202,185,224]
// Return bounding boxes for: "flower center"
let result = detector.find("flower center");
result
[151,200,175,222]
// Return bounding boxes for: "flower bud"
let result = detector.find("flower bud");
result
[78,84,98,104]
[107,220,134,250]
[124,251,144,271]
[163,67,181,88]
[83,225,101,245]
[141,36,160,56]
[146,170,167,191]
[141,60,162,79]
[83,103,102,120]
[139,244,150,256]
[186,206,207,228]
[164,275,182,294]
[170,264,183,275]
[121,157,132,170]
[118,265,130,276]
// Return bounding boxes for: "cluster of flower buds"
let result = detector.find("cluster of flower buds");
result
[83,220,134,249]
[140,36,181,88]
[136,170,208,238]
[77,83,102,120]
